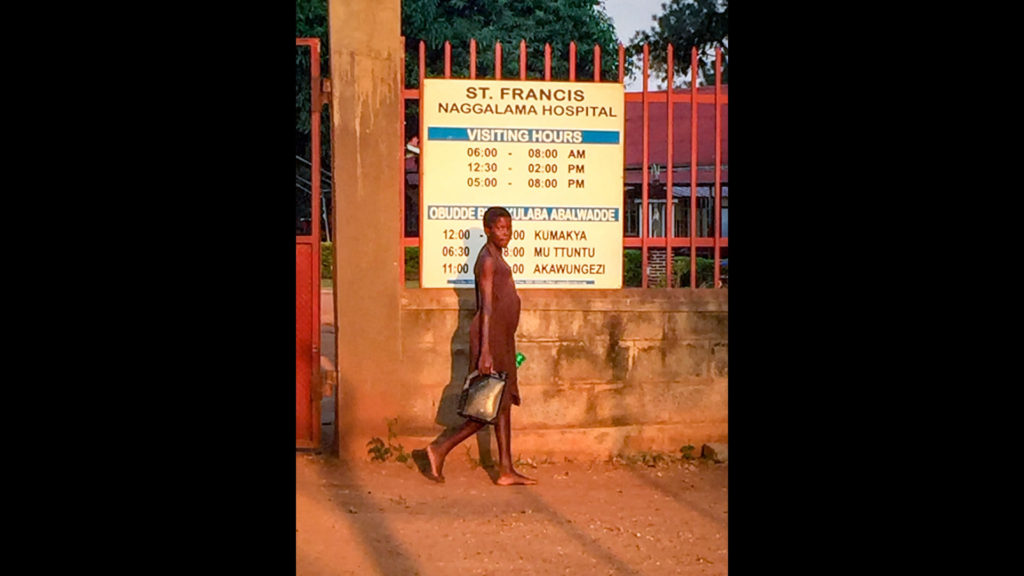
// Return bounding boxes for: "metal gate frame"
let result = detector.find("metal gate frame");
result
[296,37,323,449]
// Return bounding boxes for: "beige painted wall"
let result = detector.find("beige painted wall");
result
[383,288,727,460]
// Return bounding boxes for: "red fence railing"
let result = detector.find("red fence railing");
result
[401,40,727,288]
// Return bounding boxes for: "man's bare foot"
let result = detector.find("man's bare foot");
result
[425,443,445,483]
[495,470,537,486]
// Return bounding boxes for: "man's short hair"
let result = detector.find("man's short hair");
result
[483,206,511,228]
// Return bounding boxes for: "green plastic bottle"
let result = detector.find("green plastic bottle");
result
[515,352,526,368]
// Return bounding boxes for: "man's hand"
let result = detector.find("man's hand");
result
[478,349,494,374]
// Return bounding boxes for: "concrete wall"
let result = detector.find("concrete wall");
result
[389,288,728,460]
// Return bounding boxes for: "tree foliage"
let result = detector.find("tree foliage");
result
[402,0,623,87]
[296,1,629,155]
[296,0,330,163]
[627,0,728,87]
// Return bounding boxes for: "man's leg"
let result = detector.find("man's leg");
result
[494,403,537,486]
[426,419,485,481]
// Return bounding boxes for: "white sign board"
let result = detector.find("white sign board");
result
[420,78,624,288]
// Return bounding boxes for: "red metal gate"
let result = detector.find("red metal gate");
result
[401,40,727,288]
[296,38,323,449]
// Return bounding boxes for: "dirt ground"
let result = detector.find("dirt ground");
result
[296,448,728,576]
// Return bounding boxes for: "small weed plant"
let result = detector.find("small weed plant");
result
[366,417,413,466]
[614,444,708,469]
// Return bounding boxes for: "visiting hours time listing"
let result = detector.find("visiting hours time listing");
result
[421,78,624,289]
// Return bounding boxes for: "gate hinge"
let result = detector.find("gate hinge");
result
[320,77,331,102]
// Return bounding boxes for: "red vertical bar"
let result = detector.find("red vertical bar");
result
[619,43,626,281]
[665,44,674,287]
[309,39,322,448]
[495,41,502,79]
[544,43,551,80]
[419,40,425,85]
[594,44,601,82]
[689,47,698,288]
[400,37,406,284]
[618,44,624,83]
[310,39,321,321]
[470,38,477,79]
[520,40,527,80]
[419,41,426,286]
[444,41,451,78]
[714,46,722,288]
[641,44,649,288]
[569,41,576,81]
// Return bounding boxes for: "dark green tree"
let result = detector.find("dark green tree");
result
[627,0,728,88]
[402,0,624,86]
[297,1,627,159]
[401,0,625,143]
[296,0,330,165]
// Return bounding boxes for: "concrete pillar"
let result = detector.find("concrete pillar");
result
[327,0,404,458]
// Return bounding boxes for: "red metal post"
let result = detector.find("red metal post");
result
[470,38,477,79]
[309,40,321,404]
[495,42,502,79]
[619,43,626,276]
[309,38,321,268]
[569,41,576,81]
[520,40,527,80]
[444,40,451,78]
[618,44,624,83]
[544,43,551,80]
[689,47,698,288]
[714,47,722,288]
[594,44,601,82]
[642,44,649,288]
[419,41,426,285]
[419,40,426,85]
[400,37,406,284]
[665,44,674,286]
